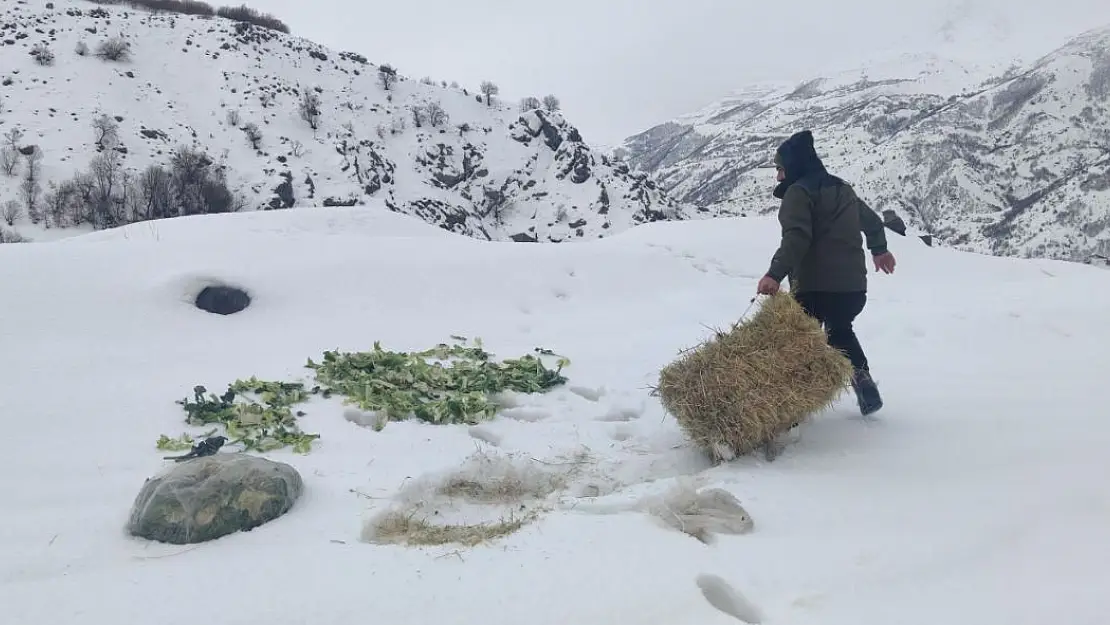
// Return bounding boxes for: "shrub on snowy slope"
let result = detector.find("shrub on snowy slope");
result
[34,146,245,230]
[0,227,26,243]
[0,0,702,243]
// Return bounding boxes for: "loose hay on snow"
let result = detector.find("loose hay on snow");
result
[435,450,575,503]
[361,450,590,548]
[654,292,854,461]
[365,507,538,547]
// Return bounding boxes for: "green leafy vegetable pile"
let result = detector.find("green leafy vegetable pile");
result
[156,337,569,455]
[159,377,319,454]
[307,337,569,426]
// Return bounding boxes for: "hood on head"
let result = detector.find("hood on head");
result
[773,129,828,198]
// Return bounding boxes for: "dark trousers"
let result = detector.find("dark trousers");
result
[794,291,869,372]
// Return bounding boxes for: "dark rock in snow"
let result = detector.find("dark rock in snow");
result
[882,209,907,236]
[195,285,250,315]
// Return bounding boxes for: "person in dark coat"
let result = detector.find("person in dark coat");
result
[756,129,895,416]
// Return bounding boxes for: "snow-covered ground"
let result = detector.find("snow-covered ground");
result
[2,203,1109,624]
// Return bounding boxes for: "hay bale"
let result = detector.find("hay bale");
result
[655,292,854,461]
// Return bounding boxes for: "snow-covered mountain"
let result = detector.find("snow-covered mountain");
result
[616,26,1110,263]
[0,0,696,244]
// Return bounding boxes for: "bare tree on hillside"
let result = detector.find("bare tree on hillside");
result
[479,81,499,106]
[0,147,17,176]
[2,200,20,226]
[298,90,321,131]
[411,104,426,128]
[35,143,241,230]
[138,164,174,220]
[168,145,242,216]
[21,146,44,220]
[242,122,263,149]
[4,127,23,153]
[425,100,449,127]
[542,94,560,112]
[378,64,398,91]
[520,96,542,112]
[92,113,120,151]
[42,180,77,228]
[88,150,125,227]
[411,100,449,128]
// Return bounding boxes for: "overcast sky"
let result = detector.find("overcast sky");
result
[248,0,1105,147]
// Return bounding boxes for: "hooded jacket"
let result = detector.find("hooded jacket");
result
[765,130,888,293]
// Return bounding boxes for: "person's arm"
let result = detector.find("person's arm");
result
[857,196,888,256]
[765,185,813,282]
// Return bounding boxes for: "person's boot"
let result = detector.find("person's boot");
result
[851,368,883,416]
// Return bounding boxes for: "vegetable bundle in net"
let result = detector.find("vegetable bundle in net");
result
[654,292,854,461]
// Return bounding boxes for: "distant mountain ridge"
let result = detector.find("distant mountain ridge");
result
[616,26,1110,263]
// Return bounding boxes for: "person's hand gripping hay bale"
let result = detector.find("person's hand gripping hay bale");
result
[654,292,854,461]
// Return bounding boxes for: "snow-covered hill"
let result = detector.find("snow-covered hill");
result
[0,0,696,244]
[617,26,1110,263]
[3,202,1110,624]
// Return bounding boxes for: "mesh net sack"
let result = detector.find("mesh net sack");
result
[126,454,303,544]
[655,292,854,461]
